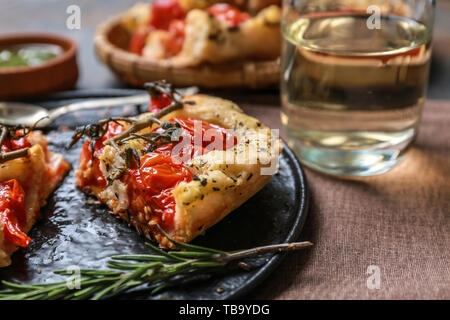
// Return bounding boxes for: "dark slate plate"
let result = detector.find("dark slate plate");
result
[0,89,308,300]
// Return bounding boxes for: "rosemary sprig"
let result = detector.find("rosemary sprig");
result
[67,117,134,150]
[104,81,184,146]
[0,230,312,300]
[66,81,186,183]
[119,121,182,153]
[67,81,185,150]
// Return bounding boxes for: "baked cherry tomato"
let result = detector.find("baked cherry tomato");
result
[79,114,237,229]
[79,122,126,189]
[153,117,237,161]
[149,94,172,113]
[149,0,186,30]
[164,19,185,56]
[207,3,250,27]
[0,179,30,247]
[127,153,193,227]
[126,117,237,228]
[130,0,186,57]
[1,133,31,153]
[129,26,152,55]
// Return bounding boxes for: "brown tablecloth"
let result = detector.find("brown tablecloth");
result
[242,100,450,300]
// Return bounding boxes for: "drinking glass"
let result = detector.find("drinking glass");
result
[280,0,435,176]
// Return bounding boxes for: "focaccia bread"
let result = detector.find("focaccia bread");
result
[0,131,70,267]
[121,0,281,67]
[121,0,280,32]
[168,5,280,66]
[178,0,280,13]
[75,87,281,248]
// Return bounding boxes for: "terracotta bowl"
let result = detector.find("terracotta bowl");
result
[94,15,280,89]
[0,33,78,100]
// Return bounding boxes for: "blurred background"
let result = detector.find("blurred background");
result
[0,0,449,99]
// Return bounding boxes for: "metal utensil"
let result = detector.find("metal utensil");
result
[0,94,150,127]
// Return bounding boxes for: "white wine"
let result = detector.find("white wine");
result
[281,13,432,176]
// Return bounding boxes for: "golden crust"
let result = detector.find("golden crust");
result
[121,1,282,29]
[179,0,281,13]
[120,2,281,67]
[79,95,281,248]
[162,95,281,244]
[120,2,151,33]
[0,132,70,267]
[150,5,281,67]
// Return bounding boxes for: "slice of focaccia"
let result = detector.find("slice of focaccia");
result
[169,4,281,66]
[121,0,280,33]
[177,0,281,13]
[123,0,281,67]
[0,130,70,267]
[74,83,281,248]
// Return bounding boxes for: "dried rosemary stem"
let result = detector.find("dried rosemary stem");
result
[104,101,183,146]
[0,126,30,163]
[0,239,313,300]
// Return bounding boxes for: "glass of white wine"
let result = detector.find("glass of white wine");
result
[280,0,435,176]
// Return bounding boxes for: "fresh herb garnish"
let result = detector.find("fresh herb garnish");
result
[68,81,184,150]
[67,81,186,181]
[0,124,33,163]
[0,227,312,300]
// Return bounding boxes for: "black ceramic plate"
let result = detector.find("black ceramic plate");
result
[0,89,308,299]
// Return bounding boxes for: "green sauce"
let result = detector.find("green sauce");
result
[0,44,62,68]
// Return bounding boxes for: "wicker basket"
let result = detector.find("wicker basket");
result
[94,15,280,89]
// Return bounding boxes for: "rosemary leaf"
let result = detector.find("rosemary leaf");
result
[111,254,174,263]
[0,239,313,300]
